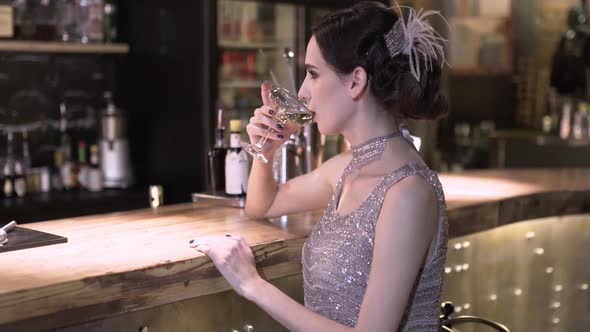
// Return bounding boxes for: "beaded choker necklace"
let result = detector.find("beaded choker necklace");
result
[350,131,402,169]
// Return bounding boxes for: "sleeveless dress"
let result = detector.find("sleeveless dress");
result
[301,137,448,331]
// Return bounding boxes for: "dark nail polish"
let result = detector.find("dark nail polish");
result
[278,134,285,139]
[189,239,194,244]
[277,123,285,130]
[268,109,275,115]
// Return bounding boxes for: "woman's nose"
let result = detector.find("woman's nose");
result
[298,84,309,103]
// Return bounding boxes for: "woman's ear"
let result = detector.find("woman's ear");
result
[348,66,369,100]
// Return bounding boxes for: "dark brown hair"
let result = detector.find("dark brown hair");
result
[311,1,448,120]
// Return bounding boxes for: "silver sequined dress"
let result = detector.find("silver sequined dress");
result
[302,135,448,331]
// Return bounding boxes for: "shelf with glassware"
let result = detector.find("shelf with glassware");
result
[217,0,298,107]
[443,0,514,76]
[0,40,129,53]
[0,0,123,53]
[219,79,262,89]
[219,39,287,50]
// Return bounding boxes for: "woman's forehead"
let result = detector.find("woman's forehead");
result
[305,37,325,67]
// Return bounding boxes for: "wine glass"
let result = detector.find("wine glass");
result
[242,86,314,164]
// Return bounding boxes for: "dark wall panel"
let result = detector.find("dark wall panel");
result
[120,0,215,204]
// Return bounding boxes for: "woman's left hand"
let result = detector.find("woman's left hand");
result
[189,235,262,298]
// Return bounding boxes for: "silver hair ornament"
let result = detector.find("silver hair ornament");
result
[384,3,449,82]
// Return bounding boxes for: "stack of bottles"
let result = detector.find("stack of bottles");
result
[207,106,249,197]
[544,89,590,140]
[0,92,131,201]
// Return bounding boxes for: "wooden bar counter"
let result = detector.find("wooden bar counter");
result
[1,168,590,331]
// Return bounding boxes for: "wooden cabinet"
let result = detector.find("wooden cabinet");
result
[56,274,303,332]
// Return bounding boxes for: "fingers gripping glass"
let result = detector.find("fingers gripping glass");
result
[242,86,314,164]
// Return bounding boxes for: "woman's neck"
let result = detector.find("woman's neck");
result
[341,104,400,147]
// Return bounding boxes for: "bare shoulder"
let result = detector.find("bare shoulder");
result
[380,174,438,228]
[390,174,436,201]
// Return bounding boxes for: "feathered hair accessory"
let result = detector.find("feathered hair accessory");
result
[384,3,449,82]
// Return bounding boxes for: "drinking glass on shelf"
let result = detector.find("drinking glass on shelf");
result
[56,0,78,42]
[241,85,314,164]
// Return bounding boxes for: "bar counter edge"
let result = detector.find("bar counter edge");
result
[1,168,590,331]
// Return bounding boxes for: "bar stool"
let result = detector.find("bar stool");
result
[439,301,511,332]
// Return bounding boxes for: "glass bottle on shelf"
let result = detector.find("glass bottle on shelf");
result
[207,106,227,194]
[102,0,116,42]
[218,0,240,41]
[34,0,57,41]
[2,159,13,198]
[559,101,572,140]
[58,102,75,189]
[3,132,15,198]
[76,140,87,189]
[13,159,26,197]
[87,143,102,192]
[78,0,104,43]
[56,0,76,41]
[13,0,35,40]
[52,148,64,191]
[257,3,275,40]
[224,119,248,197]
[0,0,14,39]
[0,159,4,199]
[21,129,31,170]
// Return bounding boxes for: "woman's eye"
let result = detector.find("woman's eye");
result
[307,71,318,79]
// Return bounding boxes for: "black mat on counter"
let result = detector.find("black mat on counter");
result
[0,227,67,253]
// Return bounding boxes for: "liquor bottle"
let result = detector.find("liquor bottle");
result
[76,141,88,190]
[52,149,64,191]
[573,106,584,140]
[559,102,572,140]
[87,143,103,192]
[21,130,31,170]
[2,132,14,198]
[225,120,249,196]
[544,89,559,135]
[207,106,227,194]
[13,160,26,198]
[0,160,4,199]
[0,0,14,39]
[2,160,13,198]
[35,0,57,41]
[59,102,74,190]
[103,0,117,42]
[79,0,104,43]
[0,161,4,199]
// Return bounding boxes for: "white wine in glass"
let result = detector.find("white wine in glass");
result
[242,86,314,163]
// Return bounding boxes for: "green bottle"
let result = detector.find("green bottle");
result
[103,0,118,43]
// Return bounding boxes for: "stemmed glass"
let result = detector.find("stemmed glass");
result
[242,85,314,163]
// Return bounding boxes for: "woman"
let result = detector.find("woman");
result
[190,2,449,331]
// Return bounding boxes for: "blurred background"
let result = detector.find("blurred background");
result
[0,1,588,331]
[2,0,589,217]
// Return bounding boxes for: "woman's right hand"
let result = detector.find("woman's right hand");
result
[246,81,300,158]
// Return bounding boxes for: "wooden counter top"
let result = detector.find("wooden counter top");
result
[1,168,589,330]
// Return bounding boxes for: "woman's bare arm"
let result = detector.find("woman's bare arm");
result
[245,152,349,218]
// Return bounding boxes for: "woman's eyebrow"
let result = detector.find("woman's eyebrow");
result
[305,64,319,70]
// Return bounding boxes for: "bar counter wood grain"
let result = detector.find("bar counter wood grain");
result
[1,168,589,331]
